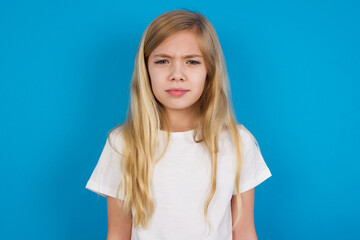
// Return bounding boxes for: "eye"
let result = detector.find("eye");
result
[155,59,168,64]
[187,60,200,65]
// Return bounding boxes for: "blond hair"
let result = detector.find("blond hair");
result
[106,9,247,235]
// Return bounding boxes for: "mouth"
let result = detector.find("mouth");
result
[165,88,189,97]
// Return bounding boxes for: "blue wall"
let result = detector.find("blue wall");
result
[1,0,359,239]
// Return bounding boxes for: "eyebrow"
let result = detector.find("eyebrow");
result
[153,54,203,59]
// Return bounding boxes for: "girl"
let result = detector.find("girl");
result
[85,9,272,240]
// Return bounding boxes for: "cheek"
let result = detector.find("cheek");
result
[148,65,165,80]
[189,78,206,100]
[194,70,207,93]
[148,71,166,101]
[148,67,162,90]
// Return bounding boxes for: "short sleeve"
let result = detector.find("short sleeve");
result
[233,125,272,194]
[85,127,125,199]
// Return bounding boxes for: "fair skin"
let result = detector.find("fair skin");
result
[106,30,257,239]
[232,188,258,240]
[147,29,207,132]
[106,197,132,240]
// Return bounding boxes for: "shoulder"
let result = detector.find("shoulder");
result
[232,123,262,156]
[107,124,126,155]
[237,124,264,162]
[220,123,257,150]
[109,124,124,139]
[236,123,258,145]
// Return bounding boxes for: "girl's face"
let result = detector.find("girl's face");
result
[147,30,207,115]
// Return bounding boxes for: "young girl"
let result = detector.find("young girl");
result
[85,9,272,240]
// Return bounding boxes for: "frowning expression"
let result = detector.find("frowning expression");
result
[147,30,207,113]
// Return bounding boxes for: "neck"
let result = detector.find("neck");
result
[162,108,198,132]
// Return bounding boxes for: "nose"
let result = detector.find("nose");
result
[170,61,185,81]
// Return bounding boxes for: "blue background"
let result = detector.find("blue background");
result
[1,0,359,239]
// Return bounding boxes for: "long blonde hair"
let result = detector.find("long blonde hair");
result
[107,9,246,234]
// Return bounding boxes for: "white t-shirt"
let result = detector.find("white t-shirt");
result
[85,124,272,240]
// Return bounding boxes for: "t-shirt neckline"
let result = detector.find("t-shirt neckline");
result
[159,128,195,137]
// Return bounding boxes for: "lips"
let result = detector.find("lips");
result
[165,88,189,97]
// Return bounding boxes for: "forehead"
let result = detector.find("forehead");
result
[151,30,202,55]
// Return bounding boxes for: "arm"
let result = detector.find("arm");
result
[231,188,258,240]
[106,196,132,240]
